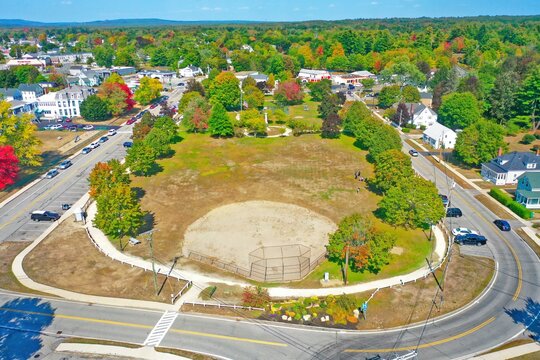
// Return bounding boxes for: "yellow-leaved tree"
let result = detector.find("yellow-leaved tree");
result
[0,101,41,166]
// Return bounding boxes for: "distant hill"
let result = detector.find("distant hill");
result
[0,18,263,28]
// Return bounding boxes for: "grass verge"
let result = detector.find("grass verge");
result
[474,194,513,219]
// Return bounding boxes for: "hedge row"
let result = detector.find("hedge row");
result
[489,188,533,219]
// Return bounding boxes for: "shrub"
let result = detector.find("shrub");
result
[420,125,427,130]
[489,188,513,206]
[335,294,358,313]
[521,134,536,144]
[346,315,358,324]
[200,286,217,300]
[508,201,534,219]
[402,128,411,133]
[242,286,270,307]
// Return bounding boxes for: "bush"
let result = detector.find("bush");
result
[200,286,217,300]
[402,128,411,133]
[242,286,270,307]
[508,201,534,219]
[346,315,358,324]
[489,188,513,206]
[521,134,536,144]
[420,125,427,130]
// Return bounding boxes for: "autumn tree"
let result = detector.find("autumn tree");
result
[0,146,19,190]
[89,159,130,198]
[104,73,125,85]
[243,85,264,109]
[183,96,211,133]
[274,80,304,106]
[186,79,206,97]
[208,71,241,110]
[134,77,163,105]
[0,101,41,166]
[98,82,135,116]
[241,109,266,135]
[208,102,234,137]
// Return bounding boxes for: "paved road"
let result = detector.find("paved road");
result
[0,95,539,359]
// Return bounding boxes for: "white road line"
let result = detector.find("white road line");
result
[143,311,178,347]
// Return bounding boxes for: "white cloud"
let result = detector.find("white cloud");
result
[371,1,379,5]
[329,3,335,7]
[61,0,72,4]
[414,3,421,7]
[293,7,300,11]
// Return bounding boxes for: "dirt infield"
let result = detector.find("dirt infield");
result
[183,200,337,269]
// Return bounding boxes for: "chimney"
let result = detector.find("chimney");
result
[498,147,503,157]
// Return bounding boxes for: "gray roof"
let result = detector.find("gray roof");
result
[413,104,437,116]
[420,92,433,100]
[18,84,43,93]
[0,88,20,98]
[482,152,540,174]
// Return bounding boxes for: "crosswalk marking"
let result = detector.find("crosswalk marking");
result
[143,310,178,347]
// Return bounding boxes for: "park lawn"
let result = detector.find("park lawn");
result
[265,95,322,127]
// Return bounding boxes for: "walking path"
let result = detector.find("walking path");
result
[471,342,540,359]
[55,343,190,360]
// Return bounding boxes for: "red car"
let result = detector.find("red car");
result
[126,117,137,125]
[150,103,158,109]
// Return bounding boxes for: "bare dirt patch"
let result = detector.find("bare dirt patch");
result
[23,219,186,302]
[183,201,336,269]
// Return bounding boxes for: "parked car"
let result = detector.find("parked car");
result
[178,82,185,87]
[81,147,92,154]
[452,227,478,236]
[409,149,419,157]
[83,125,94,130]
[150,103,158,109]
[58,160,72,170]
[89,141,100,149]
[446,207,463,218]
[99,136,108,143]
[126,118,137,125]
[494,219,511,231]
[42,124,52,130]
[45,169,59,178]
[107,129,117,136]
[30,210,60,222]
[123,141,133,148]
[68,125,78,131]
[439,194,450,207]
[50,124,63,130]
[64,118,72,123]
[454,233,487,246]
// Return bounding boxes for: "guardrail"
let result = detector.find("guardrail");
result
[172,280,192,304]
[183,301,264,312]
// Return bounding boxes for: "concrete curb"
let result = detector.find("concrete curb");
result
[55,343,189,360]
[0,178,42,210]
[472,342,540,359]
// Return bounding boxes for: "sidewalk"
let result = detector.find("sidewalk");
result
[55,343,189,360]
[472,342,540,359]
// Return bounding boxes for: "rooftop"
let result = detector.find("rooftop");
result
[483,151,540,173]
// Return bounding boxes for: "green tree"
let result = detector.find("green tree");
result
[318,93,341,119]
[438,92,482,129]
[378,176,445,229]
[381,62,426,86]
[378,85,401,108]
[361,78,375,91]
[402,85,421,103]
[208,71,241,110]
[488,71,519,125]
[80,95,111,121]
[153,116,178,142]
[104,72,125,85]
[373,149,414,193]
[178,91,202,113]
[150,46,169,67]
[368,124,402,162]
[144,127,171,158]
[89,159,130,198]
[517,66,540,130]
[94,183,144,239]
[183,96,211,133]
[454,120,507,166]
[208,102,234,137]
[93,45,114,67]
[241,109,266,135]
[134,77,163,105]
[114,47,137,67]
[342,101,372,135]
[307,79,332,102]
[321,113,341,139]
[125,142,157,176]
[243,85,264,109]
[0,101,41,166]
[13,66,41,84]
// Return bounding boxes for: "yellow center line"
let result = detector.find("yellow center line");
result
[0,307,286,347]
[345,316,496,353]
[454,191,522,301]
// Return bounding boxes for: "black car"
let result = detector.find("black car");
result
[123,141,133,148]
[494,219,511,231]
[454,233,487,246]
[31,210,60,222]
[446,207,463,217]
[409,149,419,157]
[439,194,450,207]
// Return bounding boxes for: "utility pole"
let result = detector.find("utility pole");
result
[141,229,159,295]
[344,245,349,285]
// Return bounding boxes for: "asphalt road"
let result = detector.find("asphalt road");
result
[0,93,538,359]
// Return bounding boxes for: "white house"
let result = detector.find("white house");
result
[516,172,540,209]
[18,84,44,101]
[331,73,364,85]
[297,69,331,82]
[422,122,457,149]
[481,151,540,185]
[241,44,254,53]
[411,104,437,128]
[77,70,102,87]
[37,85,96,119]
[138,70,176,82]
[49,52,93,64]
[179,65,203,78]
[8,99,37,116]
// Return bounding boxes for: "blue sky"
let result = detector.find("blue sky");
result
[4,0,539,22]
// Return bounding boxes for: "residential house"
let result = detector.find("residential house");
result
[422,122,457,149]
[179,65,204,78]
[411,104,438,128]
[8,99,37,116]
[241,44,254,53]
[420,91,433,108]
[234,71,269,84]
[77,70,101,87]
[0,88,22,101]
[111,66,136,76]
[297,69,331,82]
[481,151,540,185]
[37,85,96,119]
[516,172,540,209]
[18,84,44,101]
[138,70,176,82]
[69,65,85,76]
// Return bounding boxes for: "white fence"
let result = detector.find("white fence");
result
[183,301,264,312]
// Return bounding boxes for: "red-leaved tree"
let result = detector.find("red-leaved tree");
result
[0,146,19,190]
[274,80,304,106]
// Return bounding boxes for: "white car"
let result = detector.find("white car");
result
[50,124,63,130]
[89,141,100,149]
[107,129,117,136]
[83,125,94,130]
[452,227,479,236]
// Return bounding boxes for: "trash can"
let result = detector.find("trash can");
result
[73,207,84,222]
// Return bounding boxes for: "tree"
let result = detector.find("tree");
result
[373,149,414,193]
[438,92,482,130]
[321,113,341,139]
[13,66,41,84]
[517,66,540,130]
[274,80,304,106]
[342,101,372,135]
[266,73,276,90]
[144,127,172,158]
[94,183,144,239]
[89,159,130,198]
[183,96,211,133]
[361,78,375,91]
[125,142,157,176]
[150,47,169,67]
[402,85,421,103]
[454,120,507,166]
[307,79,332,102]
[378,176,445,229]
[208,71,241,110]
[488,72,519,125]
[208,102,234,137]
[186,79,206,97]
[381,61,426,86]
[243,85,264,109]
[153,116,178,142]
[104,73,125,85]
[0,145,19,190]
[368,123,402,162]
[367,232,397,273]
[0,101,41,166]
[378,85,401,108]
[114,47,136,67]
[80,95,111,121]
[134,77,162,105]
[98,82,134,116]
[178,91,203,113]
[318,93,340,119]
[241,109,266,135]
[93,45,114,67]
[391,103,411,126]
